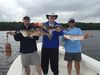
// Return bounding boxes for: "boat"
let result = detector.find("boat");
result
[7,43,100,75]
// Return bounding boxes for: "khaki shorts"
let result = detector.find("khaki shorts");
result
[21,51,41,68]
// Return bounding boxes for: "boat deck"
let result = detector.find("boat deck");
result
[23,54,80,75]
[7,54,96,75]
[7,43,100,75]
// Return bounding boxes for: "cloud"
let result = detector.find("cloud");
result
[0,0,100,22]
[0,0,27,21]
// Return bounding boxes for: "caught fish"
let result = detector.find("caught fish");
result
[64,35,85,40]
[20,29,42,37]
[20,29,52,39]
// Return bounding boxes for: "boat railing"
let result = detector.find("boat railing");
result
[82,54,100,74]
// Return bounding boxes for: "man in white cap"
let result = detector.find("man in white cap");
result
[41,13,62,75]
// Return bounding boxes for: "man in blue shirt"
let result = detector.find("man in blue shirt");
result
[63,18,90,75]
[41,13,62,75]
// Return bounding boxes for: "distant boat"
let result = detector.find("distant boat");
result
[7,43,100,75]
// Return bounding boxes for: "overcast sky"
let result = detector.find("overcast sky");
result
[0,0,100,23]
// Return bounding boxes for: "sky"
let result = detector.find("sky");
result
[0,0,100,23]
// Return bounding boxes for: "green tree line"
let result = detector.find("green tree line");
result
[0,22,100,30]
[62,22,100,30]
[0,22,22,30]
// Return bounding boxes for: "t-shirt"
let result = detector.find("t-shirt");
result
[63,27,83,53]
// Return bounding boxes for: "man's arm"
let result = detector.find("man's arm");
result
[7,31,23,41]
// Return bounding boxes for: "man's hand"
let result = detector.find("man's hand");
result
[55,26,62,32]
[34,30,42,36]
[84,32,91,39]
[7,31,16,35]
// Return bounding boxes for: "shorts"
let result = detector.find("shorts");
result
[64,52,82,62]
[21,51,41,68]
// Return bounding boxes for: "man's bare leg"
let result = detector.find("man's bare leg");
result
[67,61,72,75]
[74,61,80,75]
[36,64,42,75]
[25,66,30,75]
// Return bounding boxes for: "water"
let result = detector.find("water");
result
[0,30,100,75]
[82,30,100,61]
